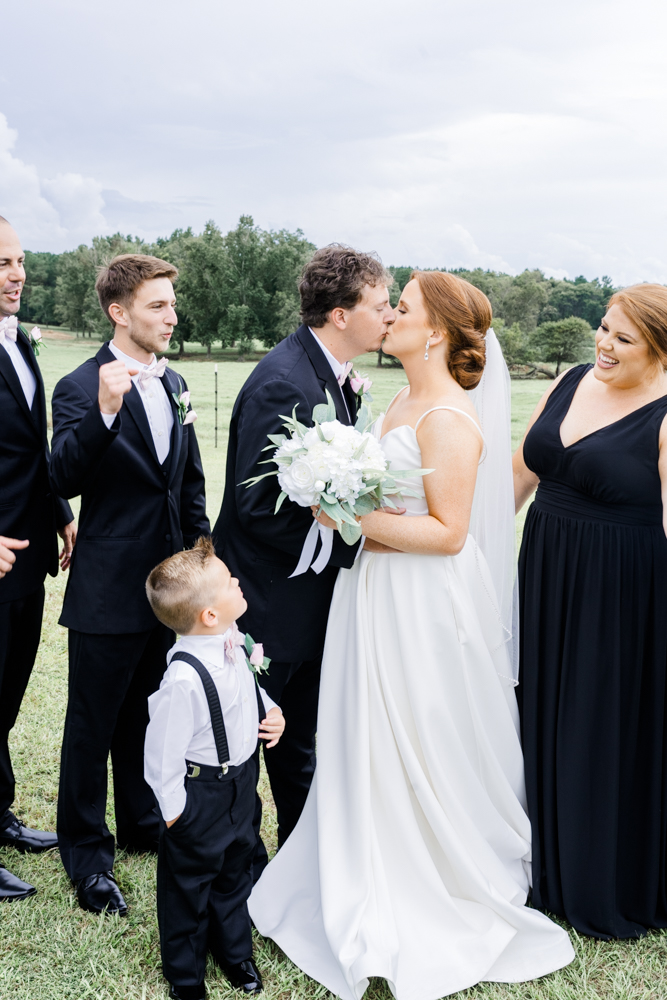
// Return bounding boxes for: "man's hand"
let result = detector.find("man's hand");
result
[259,707,285,748]
[0,537,29,578]
[58,520,77,571]
[98,361,138,416]
[166,814,181,829]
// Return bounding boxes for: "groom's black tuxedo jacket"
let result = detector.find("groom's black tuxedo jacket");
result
[0,325,73,603]
[50,342,209,634]
[214,324,361,662]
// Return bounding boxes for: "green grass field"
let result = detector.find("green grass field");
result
[4,335,665,1000]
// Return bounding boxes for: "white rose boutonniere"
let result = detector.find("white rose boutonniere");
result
[29,326,43,356]
[172,384,197,425]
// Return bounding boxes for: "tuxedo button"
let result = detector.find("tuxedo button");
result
[165,533,171,541]
[158,430,163,436]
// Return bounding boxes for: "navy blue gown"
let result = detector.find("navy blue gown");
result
[518,363,667,939]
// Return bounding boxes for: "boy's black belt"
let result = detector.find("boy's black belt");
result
[171,651,267,775]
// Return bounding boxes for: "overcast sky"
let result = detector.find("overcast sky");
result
[2,0,667,283]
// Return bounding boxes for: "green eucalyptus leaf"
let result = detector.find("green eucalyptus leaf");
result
[352,494,376,515]
[240,470,279,487]
[340,520,363,545]
[274,491,288,513]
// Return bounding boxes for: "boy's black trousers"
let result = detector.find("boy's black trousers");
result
[157,758,256,989]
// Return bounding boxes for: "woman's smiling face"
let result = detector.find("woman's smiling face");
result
[595,304,658,387]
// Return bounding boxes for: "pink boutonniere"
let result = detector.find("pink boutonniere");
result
[349,370,373,402]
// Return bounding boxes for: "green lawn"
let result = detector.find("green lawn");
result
[5,337,663,1000]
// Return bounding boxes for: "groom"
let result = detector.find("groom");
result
[214,244,393,875]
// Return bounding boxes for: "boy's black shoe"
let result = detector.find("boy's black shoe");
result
[169,984,206,1000]
[223,958,263,994]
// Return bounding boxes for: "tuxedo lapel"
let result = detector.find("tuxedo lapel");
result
[162,366,183,485]
[341,377,360,424]
[17,327,47,439]
[0,339,38,434]
[296,325,353,426]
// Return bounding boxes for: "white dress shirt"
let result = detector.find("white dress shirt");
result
[1,335,37,409]
[101,342,174,464]
[144,630,279,822]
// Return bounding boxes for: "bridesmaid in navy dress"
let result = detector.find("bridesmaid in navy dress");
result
[513,284,667,939]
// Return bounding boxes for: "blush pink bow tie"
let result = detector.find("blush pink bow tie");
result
[137,357,168,386]
[224,622,244,662]
[0,316,18,345]
[337,362,353,386]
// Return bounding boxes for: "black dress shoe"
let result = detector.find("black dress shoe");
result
[169,984,206,1000]
[0,864,37,901]
[223,958,263,994]
[0,814,58,853]
[76,871,127,916]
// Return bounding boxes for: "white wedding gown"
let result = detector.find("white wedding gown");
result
[249,410,574,1000]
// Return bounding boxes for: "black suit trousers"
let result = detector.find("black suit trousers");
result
[0,586,45,824]
[252,655,321,880]
[157,760,255,988]
[57,624,173,881]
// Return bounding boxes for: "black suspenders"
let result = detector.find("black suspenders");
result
[170,651,267,775]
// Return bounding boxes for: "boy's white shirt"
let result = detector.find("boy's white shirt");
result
[144,628,278,822]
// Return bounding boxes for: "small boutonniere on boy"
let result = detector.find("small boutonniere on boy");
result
[243,633,270,675]
[172,379,197,425]
[349,370,373,403]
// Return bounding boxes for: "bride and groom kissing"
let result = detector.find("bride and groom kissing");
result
[216,244,575,1000]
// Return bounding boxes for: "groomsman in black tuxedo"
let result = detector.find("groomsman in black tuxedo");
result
[50,254,209,915]
[214,245,395,877]
[0,217,76,900]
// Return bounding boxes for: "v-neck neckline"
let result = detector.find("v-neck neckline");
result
[558,367,667,450]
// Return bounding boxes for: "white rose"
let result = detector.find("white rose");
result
[279,456,320,506]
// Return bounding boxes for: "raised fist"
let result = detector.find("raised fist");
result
[98,360,138,416]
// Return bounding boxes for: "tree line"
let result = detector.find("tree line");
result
[20,217,614,374]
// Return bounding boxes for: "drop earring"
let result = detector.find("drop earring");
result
[424,339,430,361]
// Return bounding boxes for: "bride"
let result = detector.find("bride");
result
[249,271,574,999]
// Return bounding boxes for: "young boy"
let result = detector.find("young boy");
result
[145,537,285,1000]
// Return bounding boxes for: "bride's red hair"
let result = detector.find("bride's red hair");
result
[412,271,490,389]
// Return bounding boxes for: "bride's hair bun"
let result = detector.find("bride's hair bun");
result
[412,271,491,389]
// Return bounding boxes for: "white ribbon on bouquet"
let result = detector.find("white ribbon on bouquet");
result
[289,519,334,578]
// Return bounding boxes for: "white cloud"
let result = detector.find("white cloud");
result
[3,0,667,283]
[0,113,109,248]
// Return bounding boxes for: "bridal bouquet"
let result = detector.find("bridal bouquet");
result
[243,392,431,546]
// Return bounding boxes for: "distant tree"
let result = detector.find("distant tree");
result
[531,317,594,374]
[260,226,315,347]
[55,233,147,338]
[19,250,59,325]
[500,270,550,332]
[538,275,615,328]
[494,319,534,366]
[173,222,228,356]
[151,228,196,354]
[388,266,414,307]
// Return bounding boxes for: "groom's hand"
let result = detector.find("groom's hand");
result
[259,707,285,748]
[98,360,138,415]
